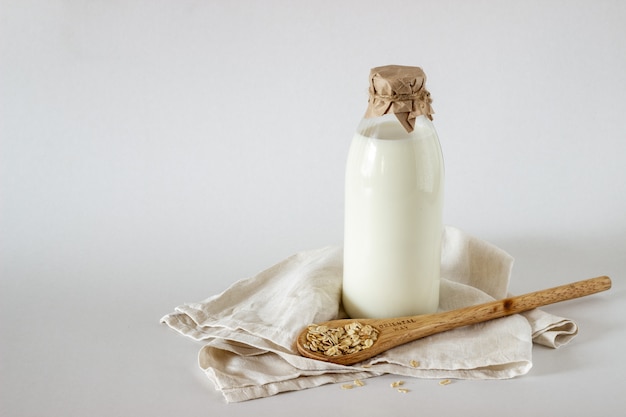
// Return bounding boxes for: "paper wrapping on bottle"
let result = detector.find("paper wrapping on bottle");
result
[365,65,434,132]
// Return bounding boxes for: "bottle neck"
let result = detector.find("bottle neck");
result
[358,114,434,140]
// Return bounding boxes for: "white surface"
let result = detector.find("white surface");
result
[1,1,625,416]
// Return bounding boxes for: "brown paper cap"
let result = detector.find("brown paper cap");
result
[365,65,434,132]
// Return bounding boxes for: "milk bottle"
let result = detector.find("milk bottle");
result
[343,65,444,319]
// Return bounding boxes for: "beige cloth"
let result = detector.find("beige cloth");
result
[161,226,578,403]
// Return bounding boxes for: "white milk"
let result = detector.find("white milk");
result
[343,114,444,319]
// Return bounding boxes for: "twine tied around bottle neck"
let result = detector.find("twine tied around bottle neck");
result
[365,65,434,133]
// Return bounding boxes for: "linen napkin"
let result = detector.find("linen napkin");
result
[161,226,578,403]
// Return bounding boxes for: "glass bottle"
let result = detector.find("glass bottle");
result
[342,65,444,319]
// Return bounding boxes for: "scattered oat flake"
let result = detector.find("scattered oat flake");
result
[397,388,410,394]
[341,384,354,390]
[439,379,452,386]
[410,360,420,368]
[390,380,404,388]
[354,379,365,387]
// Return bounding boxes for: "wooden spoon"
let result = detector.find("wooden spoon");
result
[296,275,611,365]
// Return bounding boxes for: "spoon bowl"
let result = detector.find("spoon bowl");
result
[296,276,611,365]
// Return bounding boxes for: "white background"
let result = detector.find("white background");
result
[1,0,625,415]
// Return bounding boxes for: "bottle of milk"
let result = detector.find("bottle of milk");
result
[343,65,444,319]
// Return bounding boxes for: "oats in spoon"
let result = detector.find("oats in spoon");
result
[302,322,379,357]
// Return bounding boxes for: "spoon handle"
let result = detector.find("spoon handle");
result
[297,276,611,365]
[384,275,612,345]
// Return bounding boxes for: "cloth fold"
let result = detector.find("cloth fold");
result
[161,226,578,403]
